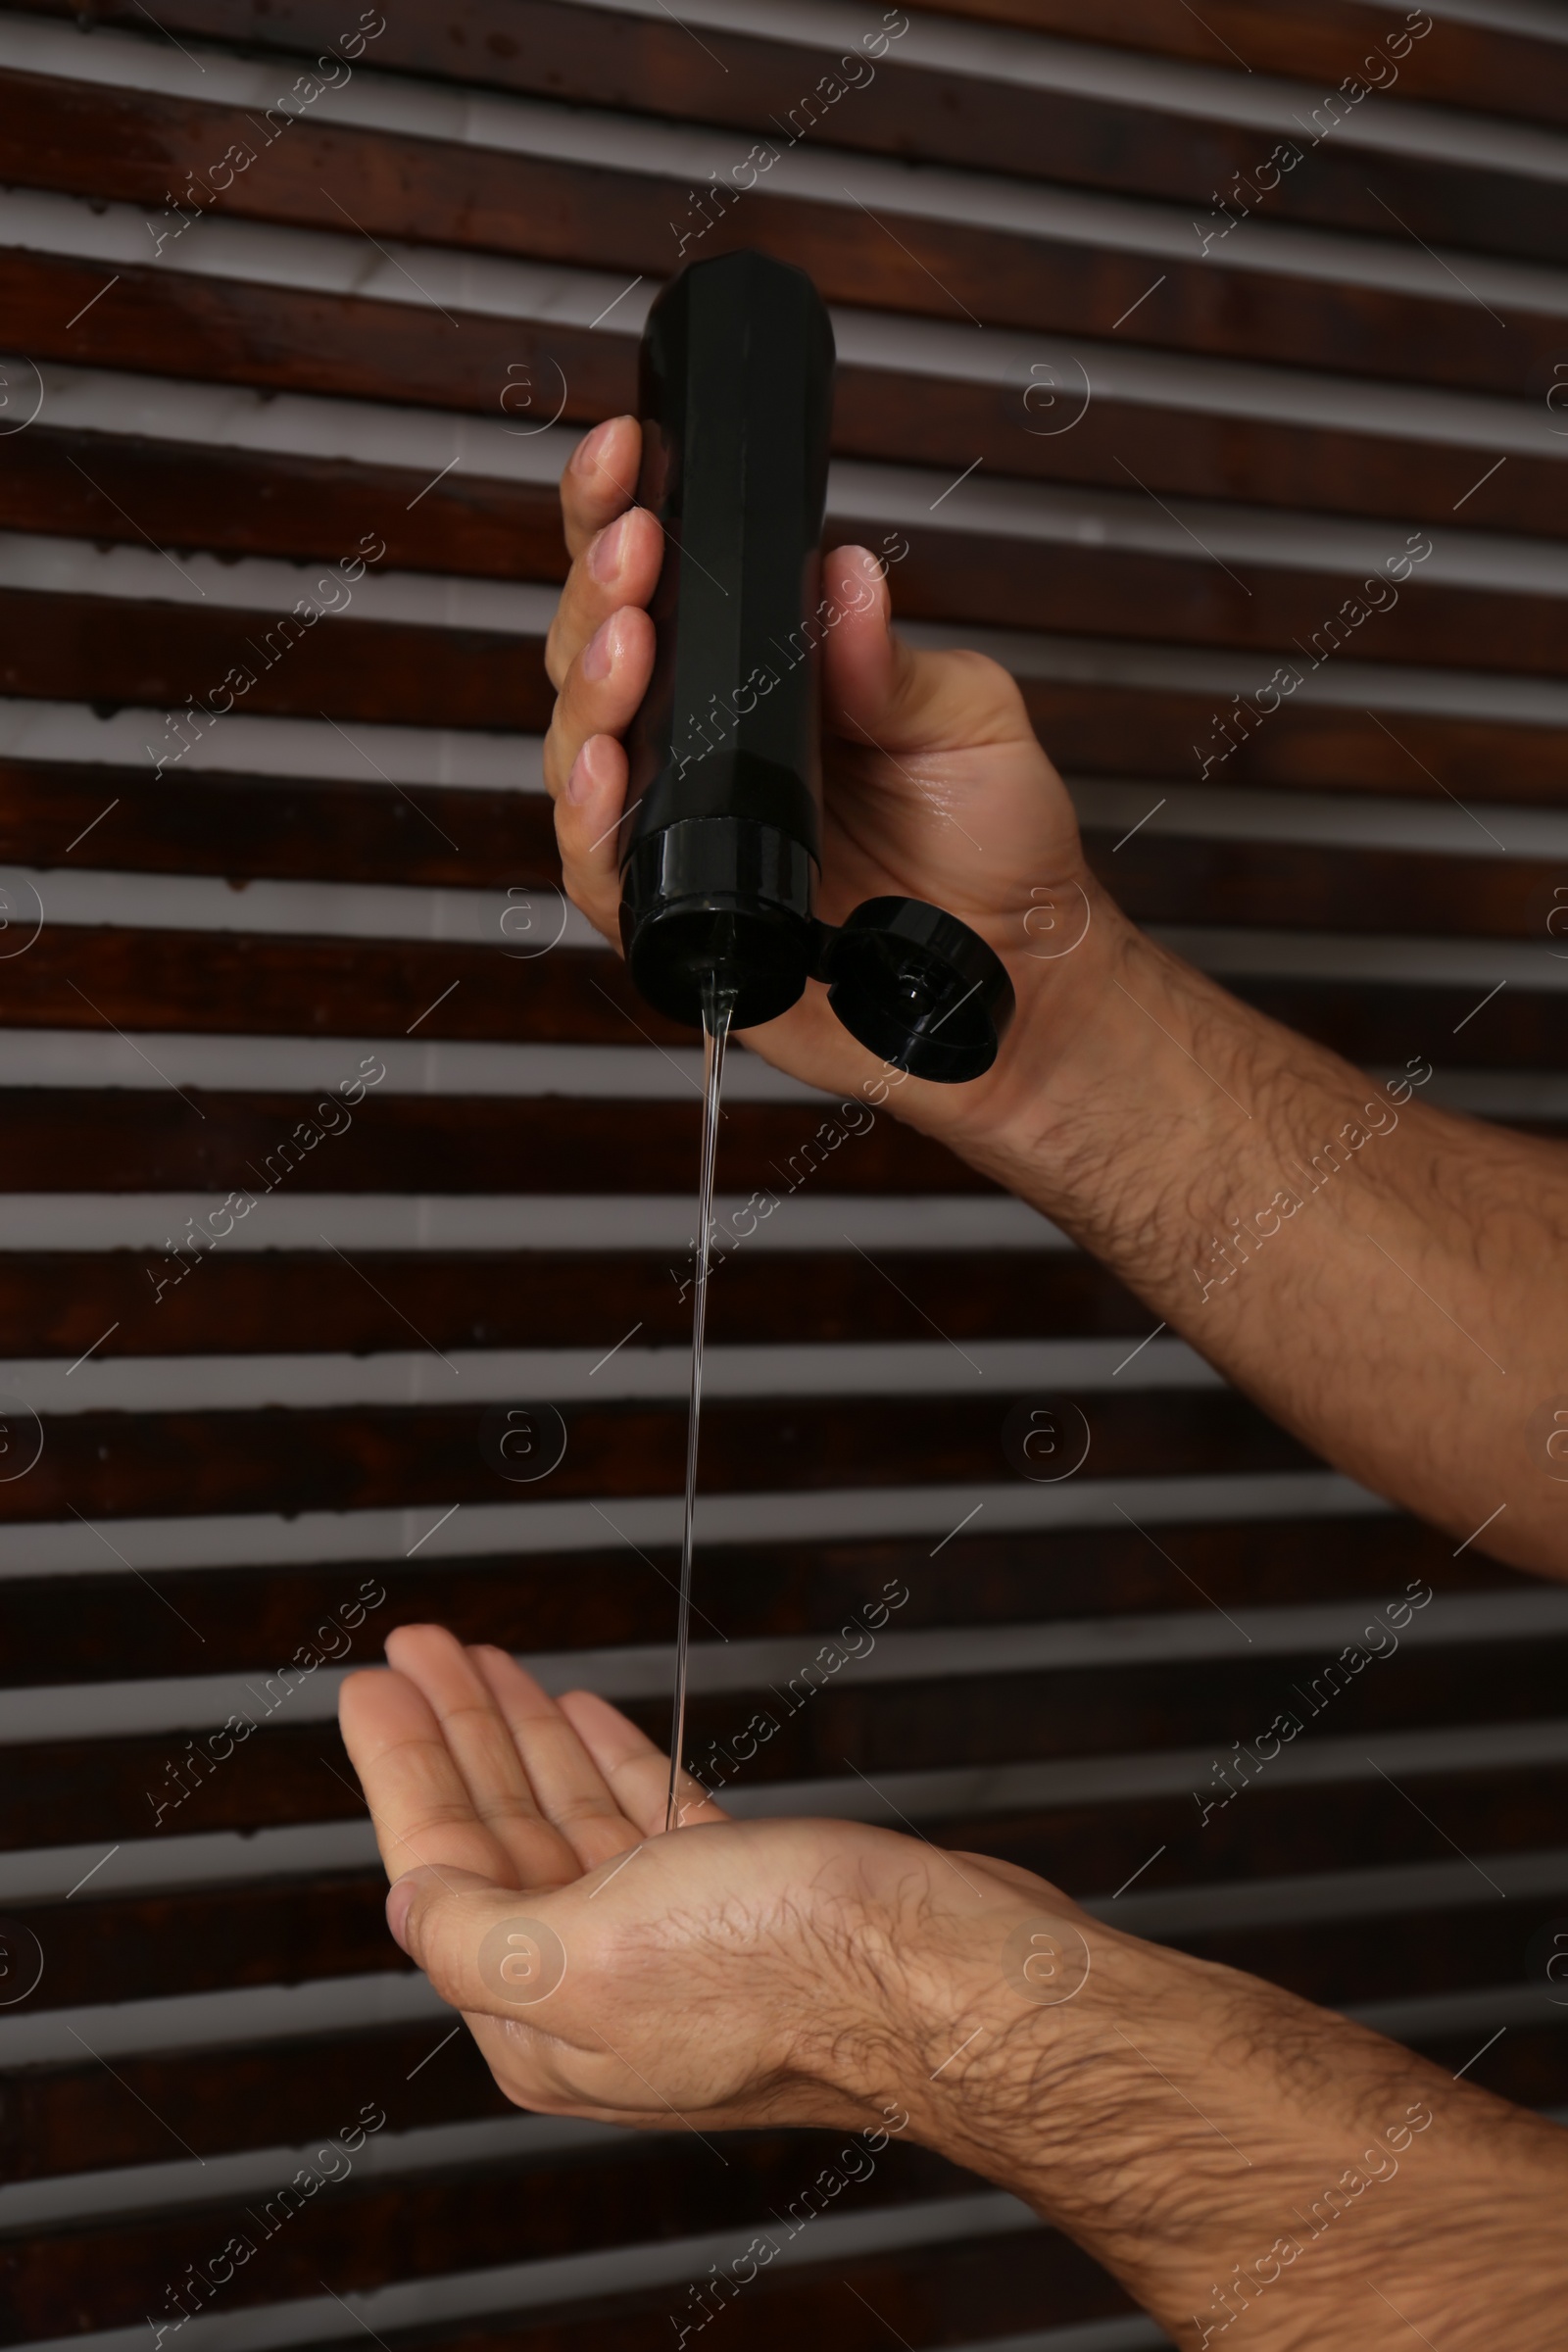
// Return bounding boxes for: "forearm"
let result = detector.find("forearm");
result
[913,886,1568,1574]
[873,1901,1568,2350]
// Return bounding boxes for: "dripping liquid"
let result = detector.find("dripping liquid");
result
[664,978,734,1833]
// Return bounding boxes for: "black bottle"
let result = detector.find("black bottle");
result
[617,248,1013,1082]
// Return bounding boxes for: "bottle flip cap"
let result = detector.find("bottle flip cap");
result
[814,898,1014,1083]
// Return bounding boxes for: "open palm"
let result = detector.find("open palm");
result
[339,1626,1042,2134]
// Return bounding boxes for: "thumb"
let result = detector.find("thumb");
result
[387,1866,574,2018]
[820,542,1027,759]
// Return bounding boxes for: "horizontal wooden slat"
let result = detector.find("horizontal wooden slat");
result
[0,84,1558,395]
[0,759,559,888]
[0,1388,1309,1523]
[6,930,1564,1066]
[9,383,1567,577]
[14,1873,403,2011]
[16,1631,1568,1845]
[0,246,623,418]
[1231,977,1568,1070]
[960,1759,1568,1917]
[0,587,549,729]
[0,2123,978,2340]
[1187,1895,1562,2017]
[0,2194,1116,2352]
[15,537,1568,746]
[1084,831,1565,945]
[0,1516,1491,1686]
[4,246,1560,567]
[904,0,1568,134]
[880,524,1568,684]
[0,762,1554,949]
[832,372,1568,545]
[0,2019,513,2182]
[6,5,1565,265]
[0,1248,1149,1356]
[0,1088,978,1192]
[1026,680,1568,807]
[31,0,1568,138]
[0,429,572,584]
[1403,2023,1568,2113]
[0,931,640,1043]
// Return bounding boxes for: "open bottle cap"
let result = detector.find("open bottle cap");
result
[814,897,1015,1082]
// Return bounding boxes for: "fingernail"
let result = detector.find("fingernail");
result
[566,737,603,806]
[581,613,617,682]
[571,416,616,474]
[386,1877,417,1955]
[588,512,629,583]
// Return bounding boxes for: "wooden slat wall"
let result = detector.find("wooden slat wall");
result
[2,3,1567,2348]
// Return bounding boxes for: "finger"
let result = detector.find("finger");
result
[556,1687,729,1836]
[544,604,655,806]
[385,1864,567,2021]
[338,1664,519,1889]
[542,602,655,941]
[470,1647,647,1870]
[560,414,641,563]
[544,499,662,693]
[551,728,628,940]
[382,1624,582,1888]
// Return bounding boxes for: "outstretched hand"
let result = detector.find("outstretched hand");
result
[540,415,1110,1140]
[338,1625,1053,2137]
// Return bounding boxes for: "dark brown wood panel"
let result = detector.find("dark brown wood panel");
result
[1,931,649,1044]
[0,1248,1149,1356]
[0,760,559,888]
[0,1514,1494,1687]
[1403,2023,1568,2113]
[0,246,624,417]
[1231,978,1568,1071]
[1085,830,1568,945]
[956,1760,1568,1915]
[1184,1894,1564,2017]
[832,370,1568,545]
[0,429,572,583]
[14,1872,404,2011]
[1,23,1564,266]
[1025,680,1568,807]
[0,2124,977,2339]
[0,82,1555,395]
[15,1631,1567,1847]
[902,0,1568,133]
[34,0,1568,137]
[0,2195,1116,2352]
[0,2019,514,2181]
[0,762,1554,951]
[0,1388,1311,1524]
[876,522,1568,683]
[9,393,1565,578]
[6,931,1559,1067]
[0,588,550,731]
[0,1089,984,1194]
